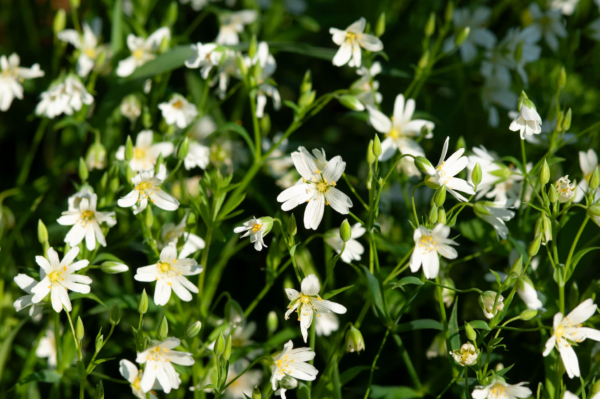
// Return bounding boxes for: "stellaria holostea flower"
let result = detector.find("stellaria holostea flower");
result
[410,224,458,279]
[118,165,180,215]
[330,18,383,67]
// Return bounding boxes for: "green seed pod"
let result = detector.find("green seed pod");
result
[125,136,134,161]
[252,386,262,399]
[373,135,382,158]
[425,13,436,37]
[366,140,375,164]
[214,332,225,357]
[222,335,232,361]
[340,219,352,243]
[472,162,482,187]
[288,214,297,237]
[267,311,278,335]
[138,289,149,315]
[375,12,386,37]
[338,95,365,111]
[454,27,470,47]
[519,309,538,321]
[177,137,189,160]
[434,186,446,207]
[280,375,298,389]
[528,234,543,257]
[589,167,600,191]
[78,157,89,182]
[562,108,572,131]
[38,219,49,244]
[539,159,550,186]
[429,204,438,224]
[465,323,477,341]
[557,67,567,90]
[76,316,85,342]
[185,321,202,338]
[158,316,169,341]
[109,301,121,326]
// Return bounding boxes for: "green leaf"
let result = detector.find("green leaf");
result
[370,385,423,399]
[467,320,491,331]
[323,285,354,300]
[340,365,370,386]
[269,42,336,61]
[219,193,246,220]
[297,382,312,399]
[568,247,600,279]
[87,358,115,375]
[126,46,195,81]
[0,319,27,379]
[18,369,62,385]
[494,363,514,377]
[110,0,123,54]
[449,299,460,351]
[362,266,388,321]
[70,292,106,307]
[392,276,424,289]
[212,123,256,158]
[332,358,342,399]
[91,253,125,265]
[395,319,443,333]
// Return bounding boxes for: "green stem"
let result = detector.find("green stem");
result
[17,119,49,186]
[342,173,369,210]
[392,334,423,391]
[411,182,425,225]
[249,95,262,162]
[363,329,390,399]
[383,248,414,284]
[198,227,213,315]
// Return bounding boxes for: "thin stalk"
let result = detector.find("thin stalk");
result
[249,95,262,162]
[198,227,213,314]
[342,173,369,210]
[392,333,423,390]
[383,248,414,284]
[363,329,390,399]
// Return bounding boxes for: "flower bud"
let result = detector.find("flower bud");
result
[236,53,248,78]
[78,157,89,182]
[95,332,104,353]
[375,12,386,37]
[145,205,154,228]
[454,27,470,47]
[287,214,297,237]
[471,162,482,187]
[592,380,600,396]
[248,35,258,59]
[261,113,271,134]
[562,108,572,131]
[557,67,567,90]
[95,380,104,399]
[86,142,107,171]
[222,335,232,361]
[434,186,446,207]
[340,219,352,243]
[300,70,312,94]
[465,323,477,342]
[345,325,365,353]
[528,234,543,257]
[338,95,365,111]
[587,204,600,217]
[589,167,600,191]
[252,386,262,399]
[539,159,550,186]
[76,316,85,342]
[158,316,169,341]
[548,184,558,203]
[425,13,435,37]
[373,135,382,158]
[429,204,438,224]
[438,208,447,224]
[479,291,504,319]
[267,311,278,335]
[177,137,189,160]
[225,299,245,328]
[214,332,225,357]
[510,255,523,275]
[38,219,49,244]
[109,301,121,326]
[519,309,538,321]
[100,261,128,274]
[186,321,202,338]
[445,1,454,22]
[280,375,298,390]
[138,289,149,314]
[415,156,433,175]
[366,140,375,164]
[53,9,66,35]
[125,136,134,161]
[418,50,429,69]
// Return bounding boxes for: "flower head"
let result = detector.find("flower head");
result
[118,165,180,215]
[472,378,532,399]
[425,137,475,202]
[285,274,347,342]
[158,94,198,129]
[185,42,221,78]
[136,338,194,393]
[450,342,479,366]
[0,53,44,111]
[474,202,515,240]
[277,147,352,230]
[116,130,174,172]
[216,10,257,45]
[509,102,542,140]
[325,223,365,263]
[410,224,458,279]
[521,3,567,52]
[117,27,170,77]
[58,21,106,77]
[36,75,94,118]
[555,176,576,203]
[234,216,273,251]
[31,247,91,313]
[270,340,318,392]
[57,193,116,250]
[134,242,202,306]
[330,18,383,67]
[119,359,160,399]
[543,299,600,378]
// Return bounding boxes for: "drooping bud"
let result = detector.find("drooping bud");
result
[472,162,482,187]
[375,12,386,37]
[465,323,477,342]
[539,159,550,185]
[366,140,375,164]
[109,301,121,326]
[222,335,232,361]
[557,67,567,90]
[138,289,149,314]
[519,309,538,321]
[425,13,435,37]
[101,261,128,274]
[185,321,202,338]
[267,311,278,335]
[76,316,85,342]
[158,316,169,341]
[78,157,89,182]
[562,108,572,131]
[214,332,225,357]
[177,137,189,160]
[373,135,382,158]
[528,234,543,257]
[125,136,134,161]
[338,95,365,111]
[415,156,433,175]
[454,27,470,47]
[280,375,298,390]
[345,325,365,353]
[288,214,297,237]
[38,219,49,244]
[340,219,352,243]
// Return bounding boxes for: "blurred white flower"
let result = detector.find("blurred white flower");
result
[117,27,170,77]
[474,202,515,240]
[224,360,262,399]
[68,186,93,211]
[521,3,567,51]
[179,0,211,11]
[425,137,475,202]
[325,223,365,263]
[234,216,272,251]
[330,18,383,67]
[134,242,202,306]
[36,329,57,367]
[31,247,91,313]
[13,274,44,320]
[0,53,44,111]
[509,103,542,140]
[555,175,576,203]
[160,213,205,258]
[285,274,347,342]
[57,193,116,250]
[444,7,496,62]
[36,75,94,118]
[119,359,160,399]
[480,291,504,319]
[58,20,106,77]
[472,379,532,399]
[516,276,542,310]
[270,340,318,393]
[136,338,194,393]
[277,147,352,230]
[116,130,174,172]
[575,149,600,202]
[410,224,458,279]
[118,165,180,214]
[544,299,600,378]
[245,42,281,118]
[550,0,580,15]
[481,71,517,127]
[216,11,257,45]
[352,62,383,106]
[121,95,142,124]
[263,135,294,179]
[185,42,221,79]
[450,342,478,366]
[315,312,339,336]
[185,143,211,170]
[158,94,198,129]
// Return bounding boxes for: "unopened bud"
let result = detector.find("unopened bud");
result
[340,219,351,243]
[562,108,572,131]
[177,137,189,160]
[214,332,225,357]
[78,157,89,182]
[438,208,447,224]
[589,167,600,191]
[38,219,49,244]
[145,206,154,228]
[510,255,523,275]
[434,186,446,207]
[109,302,121,326]
[267,311,278,335]
[345,325,365,353]
[223,335,232,361]
[95,332,104,353]
[126,165,135,183]
[429,204,438,224]
[101,261,128,274]
[548,184,558,203]
[465,323,477,341]
[425,13,436,37]
[248,35,258,59]
[252,386,262,399]
[418,51,429,69]
[138,289,148,314]
[53,9,67,35]
[587,204,600,217]
[125,136,134,161]
[528,234,543,257]
[366,140,375,164]
[472,163,482,187]
[186,321,202,338]
[415,156,433,175]
[280,375,298,390]
[288,214,297,237]
[373,135,382,158]
[300,70,312,94]
[539,159,550,186]
[455,27,470,47]
[557,67,567,90]
[158,316,169,341]
[520,309,538,321]
[86,141,107,171]
[338,95,365,111]
[445,1,455,22]
[375,12,386,37]
[76,316,85,342]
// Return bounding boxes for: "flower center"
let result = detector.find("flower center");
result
[387,127,402,140]
[490,383,507,398]
[418,235,437,253]
[300,293,312,304]
[252,223,263,234]
[84,48,97,59]
[555,324,565,338]
[80,210,95,224]
[132,375,141,391]
[346,32,361,41]
[316,181,330,193]
[172,100,184,109]
[158,262,171,273]
[136,182,152,192]
[133,49,145,60]
[48,267,66,283]
[134,148,146,159]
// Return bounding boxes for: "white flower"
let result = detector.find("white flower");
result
[30,247,91,313]
[472,379,532,399]
[245,42,281,118]
[270,340,318,392]
[521,3,567,52]
[277,147,353,230]
[225,360,262,399]
[36,329,57,367]
[285,274,347,342]
[117,28,170,77]
[134,242,202,306]
[575,149,600,203]
[425,137,475,202]
[426,333,447,358]
[555,176,576,203]
[510,103,542,140]
[36,75,94,118]
[449,342,478,366]
[543,299,600,378]
[330,18,383,67]
[480,71,517,128]
[516,276,542,310]
[263,135,294,179]
[480,291,504,319]
[234,216,272,251]
[315,313,339,337]
[116,130,174,172]
[213,49,238,99]
[366,94,434,163]
[184,142,211,170]
[160,213,205,258]
[136,338,194,393]
[352,62,383,106]
[58,21,106,77]
[474,202,515,240]
[121,95,141,123]
[325,223,365,263]
[68,187,93,211]
[185,42,221,79]
[0,53,44,111]
[550,0,580,15]
[118,165,180,215]
[119,359,160,399]
[216,10,257,45]
[158,94,198,129]
[14,274,44,320]
[180,0,211,11]
[410,224,458,280]
[57,193,116,250]
[443,7,496,62]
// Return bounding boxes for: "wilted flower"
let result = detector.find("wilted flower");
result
[118,165,180,214]
[216,11,257,45]
[116,130,174,172]
[410,224,458,279]
[119,359,160,399]
[158,94,198,129]
[330,18,383,67]
[0,53,44,111]
[555,176,576,203]
[479,291,504,319]
[450,343,479,366]
[58,21,106,77]
[234,216,273,251]
[117,27,170,77]
[472,378,532,399]
[136,338,194,393]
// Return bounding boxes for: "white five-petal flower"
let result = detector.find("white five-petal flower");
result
[425,137,476,202]
[543,299,600,379]
[410,224,458,279]
[0,53,44,111]
[136,338,194,393]
[509,103,542,140]
[443,7,496,62]
[270,340,318,392]
[58,21,106,77]
[471,378,532,399]
[158,94,198,129]
[119,359,160,399]
[215,10,257,45]
[30,247,91,313]
[284,274,347,342]
[330,18,383,67]
[57,193,116,250]
[521,3,567,52]
[118,165,180,215]
[117,28,171,77]
[116,130,174,172]
[234,216,272,251]
[277,147,353,230]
